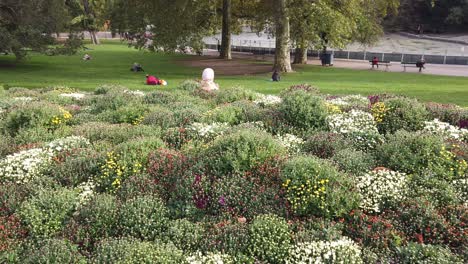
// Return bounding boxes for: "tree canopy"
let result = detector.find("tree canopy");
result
[0,0,71,59]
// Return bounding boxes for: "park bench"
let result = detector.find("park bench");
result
[401,62,425,72]
[369,60,391,71]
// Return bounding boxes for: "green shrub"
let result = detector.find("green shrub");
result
[202,104,243,125]
[426,102,468,127]
[211,173,285,218]
[280,90,328,131]
[6,87,40,98]
[177,79,201,92]
[14,126,73,145]
[214,86,256,104]
[19,187,77,238]
[165,219,204,252]
[46,149,103,187]
[100,104,148,125]
[378,97,429,134]
[72,122,159,144]
[248,214,291,263]
[0,182,34,217]
[72,193,118,247]
[86,93,127,114]
[118,195,168,240]
[19,239,86,264]
[114,136,165,165]
[0,134,14,158]
[375,130,444,175]
[396,243,463,264]
[1,102,70,136]
[332,148,376,175]
[93,84,127,95]
[202,129,287,177]
[303,132,350,158]
[281,156,360,218]
[93,238,185,264]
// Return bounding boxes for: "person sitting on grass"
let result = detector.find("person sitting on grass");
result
[372,56,379,69]
[83,53,92,61]
[272,70,280,82]
[146,74,159,85]
[131,62,144,72]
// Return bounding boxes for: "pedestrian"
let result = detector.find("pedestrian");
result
[372,56,379,69]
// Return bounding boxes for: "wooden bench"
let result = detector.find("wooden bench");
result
[369,60,391,71]
[401,62,425,72]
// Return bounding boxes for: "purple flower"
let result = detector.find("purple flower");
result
[368,95,380,105]
[218,196,226,206]
[459,119,468,129]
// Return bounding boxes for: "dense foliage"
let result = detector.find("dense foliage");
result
[0,83,466,263]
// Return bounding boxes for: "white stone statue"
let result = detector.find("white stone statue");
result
[200,68,219,92]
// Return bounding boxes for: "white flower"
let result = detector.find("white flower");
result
[287,237,363,264]
[276,133,304,154]
[423,119,468,141]
[13,97,34,102]
[76,180,96,209]
[187,252,235,264]
[124,89,145,96]
[327,110,378,135]
[254,94,282,106]
[327,95,369,107]
[187,122,230,141]
[357,169,407,213]
[0,136,90,184]
[59,93,86,100]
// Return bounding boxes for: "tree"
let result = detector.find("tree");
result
[109,0,217,53]
[273,0,293,72]
[0,0,74,60]
[220,0,232,59]
[66,0,116,45]
[289,0,398,64]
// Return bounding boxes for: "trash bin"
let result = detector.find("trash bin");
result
[321,53,334,66]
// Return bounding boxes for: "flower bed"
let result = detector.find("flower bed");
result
[0,84,466,263]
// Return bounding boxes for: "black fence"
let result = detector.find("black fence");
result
[205,44,468,65]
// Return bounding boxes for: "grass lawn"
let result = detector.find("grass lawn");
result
[1,41,467,106]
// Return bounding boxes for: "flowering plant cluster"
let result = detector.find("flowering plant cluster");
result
[325,102,342,114]
[124,89,145,97]
[327,110,378,135]
[0,136,89,184]
[75,180,96,209]
[186,252,235,264]
[371,102,387,123]
[0,148,50,184]
[49,108,73,127]
[254,94,282,106]
[356,169,407,213]
[283,177,329,212]
[187,122,230,141]
[327,95,369,107]
[98,151,143,193]
[423,119,468,141]
[276,133,304,154]
[287,237,363,264]
[46,136,90,155]
[59,93,86,100]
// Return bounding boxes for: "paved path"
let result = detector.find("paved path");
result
[202,50,468,77]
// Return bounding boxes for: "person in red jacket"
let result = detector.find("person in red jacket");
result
[146,74,159,85]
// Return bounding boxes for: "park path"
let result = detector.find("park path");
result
[201,50,468,78]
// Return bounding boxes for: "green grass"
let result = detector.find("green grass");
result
[1,41,467,106]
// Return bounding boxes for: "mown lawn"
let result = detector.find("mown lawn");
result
[1,41,467,106]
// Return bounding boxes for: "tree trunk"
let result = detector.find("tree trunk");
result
[89,30,100,45]
[293,40,308,64]
[220,0,232,60]
[273,0,292,72]
[82,0,100,45]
